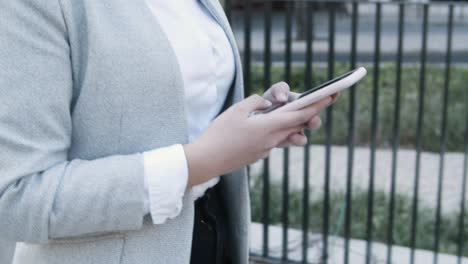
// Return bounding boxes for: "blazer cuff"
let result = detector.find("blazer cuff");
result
[143,144,189,225]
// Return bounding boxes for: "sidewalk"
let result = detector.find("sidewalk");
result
[250,145,466,213]
[250,222,468,263]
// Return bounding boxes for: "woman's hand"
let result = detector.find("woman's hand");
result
[262,82,339,147]
[183,93,334,188]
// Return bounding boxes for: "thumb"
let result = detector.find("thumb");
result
[270,82,290,103]
[237,94,272,114]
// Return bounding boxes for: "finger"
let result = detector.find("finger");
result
[281,124,307,136]
[277,132,308,148]
[236,94,272,115]
[270,96,332,130]
[276,140,290,148]
[288,133,308,146]
[272,82,290,103]
[274,125,306,147]
[306,115,322,131]
[263,82,290,103]
[298,129,305,136]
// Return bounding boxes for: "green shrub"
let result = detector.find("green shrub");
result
[250,175,468,257]
[248,64,468,152]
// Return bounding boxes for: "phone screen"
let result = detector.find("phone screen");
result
[298,68,358,99]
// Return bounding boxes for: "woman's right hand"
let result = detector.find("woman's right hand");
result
[183,94,333,188]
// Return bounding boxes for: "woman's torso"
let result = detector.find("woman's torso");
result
[10,0,250,263]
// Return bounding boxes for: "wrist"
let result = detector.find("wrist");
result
[183,142,220,188]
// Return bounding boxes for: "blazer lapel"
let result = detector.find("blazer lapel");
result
[199,4,250,264]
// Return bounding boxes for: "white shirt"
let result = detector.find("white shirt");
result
[142,0,235,224]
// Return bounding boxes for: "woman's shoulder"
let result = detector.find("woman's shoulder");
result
[1,0,67,35]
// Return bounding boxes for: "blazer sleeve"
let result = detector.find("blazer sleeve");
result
[0,0,145,243]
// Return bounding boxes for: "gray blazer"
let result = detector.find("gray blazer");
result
[0,0,250,263]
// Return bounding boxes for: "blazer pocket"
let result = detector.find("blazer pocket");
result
[14,235,125,264]
[49,231,125,245]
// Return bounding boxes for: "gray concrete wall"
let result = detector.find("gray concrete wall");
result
[0,240,14,264]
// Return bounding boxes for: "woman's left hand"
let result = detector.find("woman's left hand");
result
[262,82,339,147]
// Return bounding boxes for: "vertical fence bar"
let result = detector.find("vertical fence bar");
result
[323,6,335,264]
[366,3,381,264]
[242,0,252,190]
[433,5,453,264]
[387,3,404,264]
[410,4,429,264]
[243,0,251,187]
[282,147,290,261]
[302,3,313,263]
[344,2,358,264]
[458,86,468,264]
[225,0,232,23]
[262,1,272,258]
[243,0,251,98]
[282,1,293,261]
[456,4,467,263]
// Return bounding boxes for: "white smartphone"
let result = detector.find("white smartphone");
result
[252,67,367,115]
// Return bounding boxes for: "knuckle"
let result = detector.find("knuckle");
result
[309,115,319,124]
[250,94,263,102]
[230,105,243,115]
[308,105,318,114]
[314,116,322,126]
[297,114,308,124]
[264,138,277,151]
[235,104,247,113]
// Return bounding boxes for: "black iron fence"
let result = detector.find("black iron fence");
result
[224,1,468,263]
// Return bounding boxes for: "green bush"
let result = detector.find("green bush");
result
[248,64,468,152]
[250,175,468,257]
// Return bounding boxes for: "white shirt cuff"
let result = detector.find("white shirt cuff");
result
[143,144,189,225]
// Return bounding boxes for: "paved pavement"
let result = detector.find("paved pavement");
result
[230,4,468,64]
[250,145,466,213]
[250,222,468,263]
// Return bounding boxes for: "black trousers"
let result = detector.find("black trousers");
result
[190,183,232,264]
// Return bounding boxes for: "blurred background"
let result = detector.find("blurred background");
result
[221,0,468,263]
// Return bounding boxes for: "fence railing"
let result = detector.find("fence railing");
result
[225,1,468,263]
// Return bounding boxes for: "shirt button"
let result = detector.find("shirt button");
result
[211,44,218,54]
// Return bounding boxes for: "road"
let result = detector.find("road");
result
[230,4,468,64]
